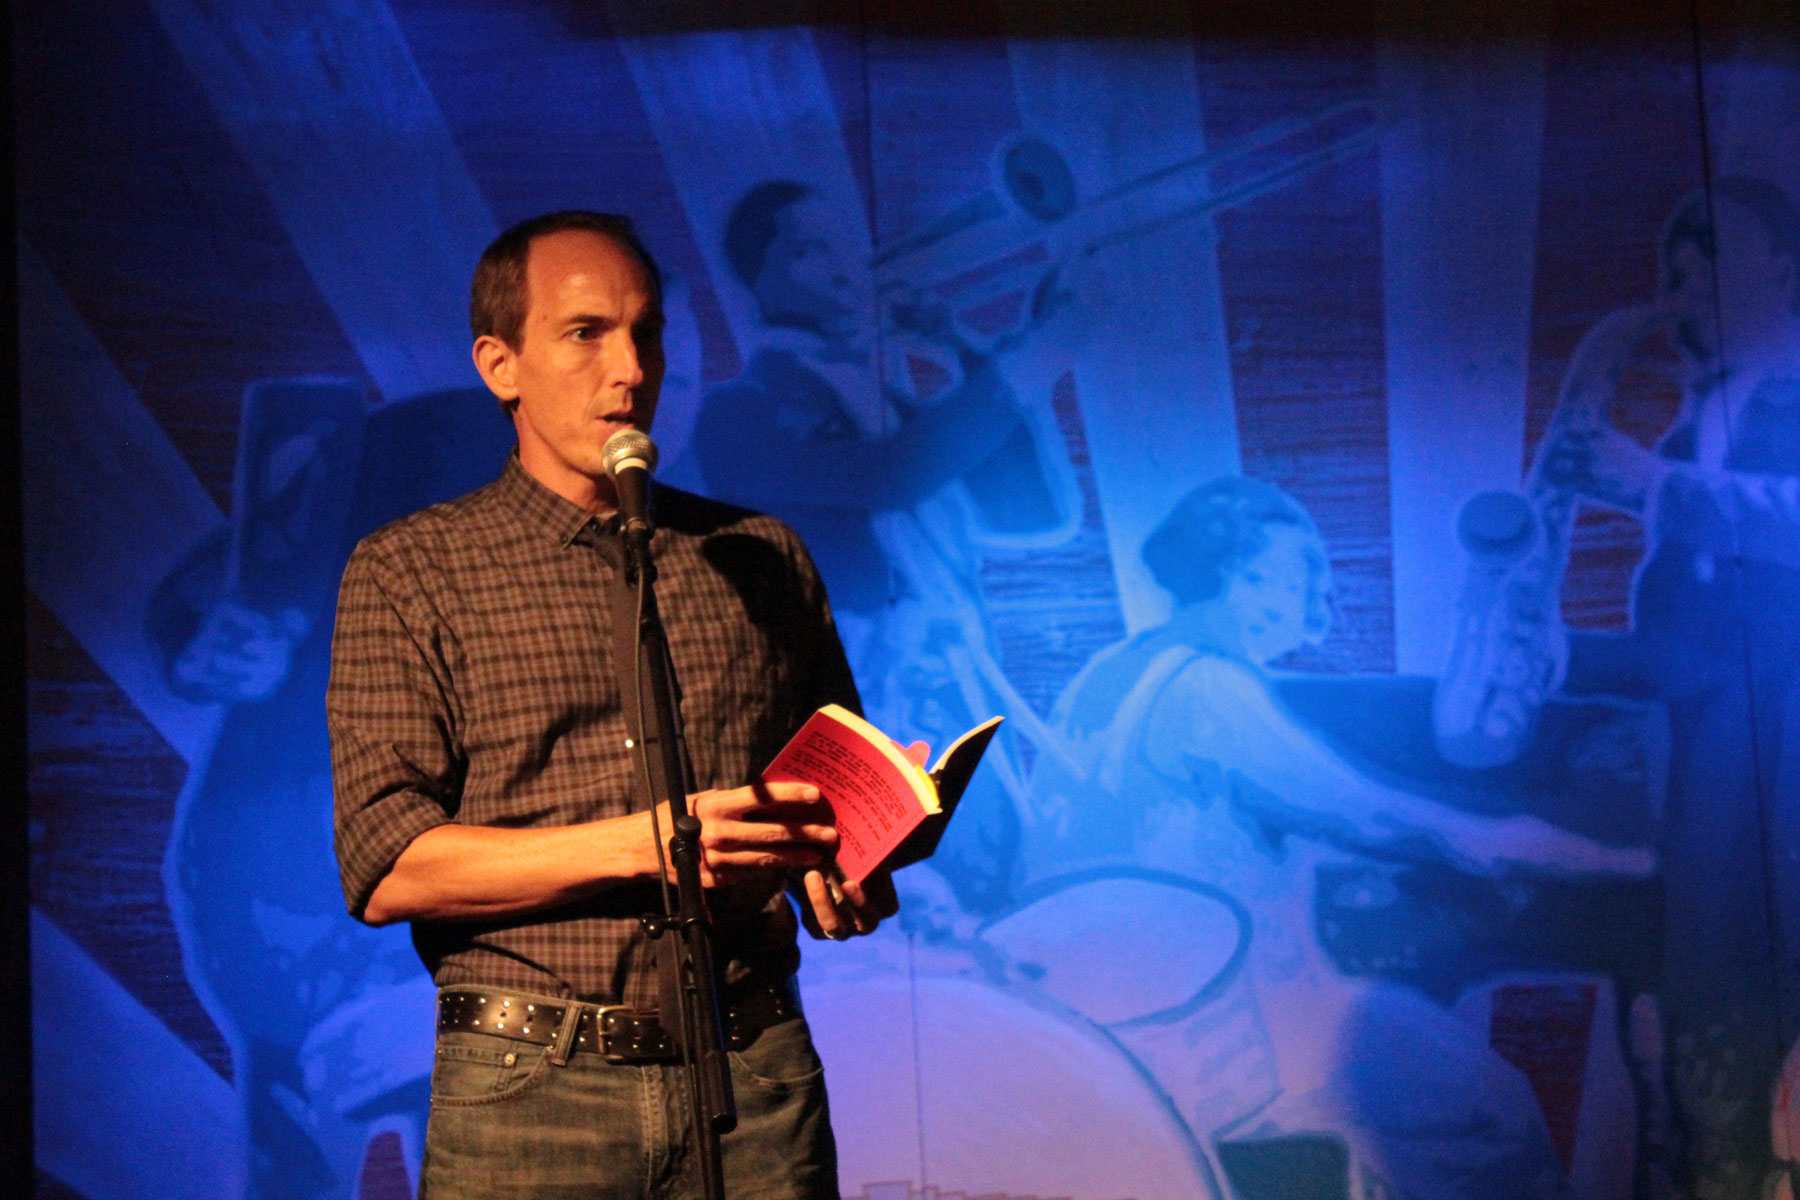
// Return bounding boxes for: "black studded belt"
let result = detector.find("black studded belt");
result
[435,980,798,1064]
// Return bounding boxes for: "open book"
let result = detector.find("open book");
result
[762,704,1003,883]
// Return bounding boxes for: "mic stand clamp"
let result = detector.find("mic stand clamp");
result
[625,531,736,1200]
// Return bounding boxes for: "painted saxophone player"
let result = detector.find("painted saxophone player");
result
[1435,177,1800,1199]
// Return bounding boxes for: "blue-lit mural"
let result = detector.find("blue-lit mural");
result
[19,4,1800,1200]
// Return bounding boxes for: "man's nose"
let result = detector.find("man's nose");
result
[613,333,645,386]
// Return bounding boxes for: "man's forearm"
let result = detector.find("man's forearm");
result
[361,814,659,926]
[360,781,846,926]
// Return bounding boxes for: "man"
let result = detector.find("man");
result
[1539,177,1800,1200]
[697,180,1076,916]
[328,211,893,1199]
[151,379,515,1200]
[699,178,1067,615]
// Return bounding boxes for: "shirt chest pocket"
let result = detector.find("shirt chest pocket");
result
[664,596,795,773]
[452,586,625,794]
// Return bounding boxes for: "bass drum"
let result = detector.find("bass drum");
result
[981,870,1275,1144]
[805,970,1216,1200]
[807,871,1257,1199]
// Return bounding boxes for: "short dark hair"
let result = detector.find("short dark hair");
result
[470,211,663,348]
[1142,475,1332,640]
[724,180,814,288]
[1662,176,1800,312]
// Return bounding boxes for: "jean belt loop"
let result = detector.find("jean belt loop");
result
[549,1000,583,1067]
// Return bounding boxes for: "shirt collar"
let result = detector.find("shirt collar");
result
[494,453,619,549]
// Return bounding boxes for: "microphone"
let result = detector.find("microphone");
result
[601,428,658,543]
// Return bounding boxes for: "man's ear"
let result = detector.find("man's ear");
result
[472,335,520,403]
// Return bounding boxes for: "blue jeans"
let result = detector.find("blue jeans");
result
[420,990,839,1199]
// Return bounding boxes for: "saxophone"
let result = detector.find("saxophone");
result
[1434,304,1670,768]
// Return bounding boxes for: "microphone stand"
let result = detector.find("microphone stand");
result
[623,520,736,1200]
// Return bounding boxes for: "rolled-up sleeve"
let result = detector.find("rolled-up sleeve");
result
[327,539,462,920]
[784,524,862,719]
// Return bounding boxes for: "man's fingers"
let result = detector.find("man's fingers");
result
[852,869,900,922]
[831,871,898,934]
[700,816,838,855]
[671,844,810,887]
[696,820,838,881]
[790,867,898,939]
[693,783,830,823]
[706,846,831,876]
[803,870,851,939]
[679,784,851,889]
[690,786,839,857]
[731,780,825,809]
[755,779,825,803]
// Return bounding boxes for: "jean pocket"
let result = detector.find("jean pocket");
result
[729,1016,825,1092]
[431,1035,551,1107]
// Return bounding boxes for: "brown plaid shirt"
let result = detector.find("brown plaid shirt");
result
[328,455,858,1004]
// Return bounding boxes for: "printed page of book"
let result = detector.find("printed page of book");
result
[764,706,935,881]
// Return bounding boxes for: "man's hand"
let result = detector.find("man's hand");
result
[1541,425,1670,515]
[667,782,899,936]
[1536,299,1677,515]
[1440,813,1656,881]
[170,600,308,703]
[797,867,899,941]
[671,782,840,887]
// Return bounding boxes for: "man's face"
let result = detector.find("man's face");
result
[752,196,870,345]
[1665,199,1797,371]
[474,230,665,508]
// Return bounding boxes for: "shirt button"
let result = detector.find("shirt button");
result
[503,1052,517,1067]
